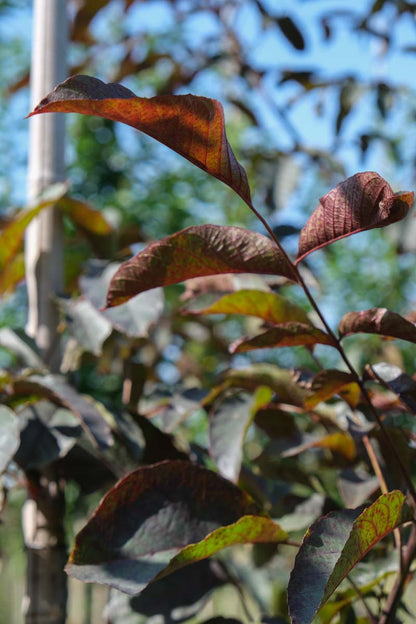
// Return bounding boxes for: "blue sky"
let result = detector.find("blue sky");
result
[2,0,416,207]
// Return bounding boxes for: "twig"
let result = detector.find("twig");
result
[346,575,377,624]
[379,522,416,624]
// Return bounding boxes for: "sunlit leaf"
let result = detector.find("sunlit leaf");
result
[66,460,262,594]
[0,406,19,472]
[305,370,360,409]
[223,364,307,407]
[296,172,413,263]
[282,431,356,461]
[155,515,287,582]
[105,225,297,307]
[0,252,25,294]
[29,74,254,207]
[58,196,112,235]
[0,182,68,272]
[338,308,416,344]
[13,375,113,450]
[230,323,336,353]
[187,289,310,325]
[288,490,412,624]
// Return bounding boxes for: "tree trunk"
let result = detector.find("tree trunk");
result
[23,1,68,622]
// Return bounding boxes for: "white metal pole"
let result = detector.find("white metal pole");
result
[26,0,67,365]
[23,2,68,622]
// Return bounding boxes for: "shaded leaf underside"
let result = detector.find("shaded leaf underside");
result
[66,460,264,594]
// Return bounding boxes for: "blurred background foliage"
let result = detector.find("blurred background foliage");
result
[0,1,416,622]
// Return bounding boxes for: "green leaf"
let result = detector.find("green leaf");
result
[223,364,307,407]
[288,490,412,624]
[105,225,297,307]
[13,375,113,450]
[209,393,254,482]
[66,460,262,594]
[29,75,254,207]
[0,405,19,472]
[338,308,416,344]
[58,196,112,235]
[230,323,336,353]
[0,252,25,295]
[187,289,310,325]
[154,515,287,582]
[296,172,413,264]
[0,182,67,272]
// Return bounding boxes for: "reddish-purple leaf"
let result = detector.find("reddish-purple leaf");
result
[288,491,412,624]
[105,225,297,307]
[230,323,336,353]
[338,308,416,344]
[29,74,253,208]
[296,172,413,264]
[66,460,262,594]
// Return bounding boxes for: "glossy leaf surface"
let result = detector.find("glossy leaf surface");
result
[288,491,411,624]
[338,308,416,343]
[66,460,262,594]
[188,289,310,325]
[230,323,335,353]
[30,75,253,207]
[105,225,297,307]
[296,172,413,263]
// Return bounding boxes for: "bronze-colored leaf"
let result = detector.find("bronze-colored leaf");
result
[338,308,416,344]
[105,225,297,307]
[296,172,413,263]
